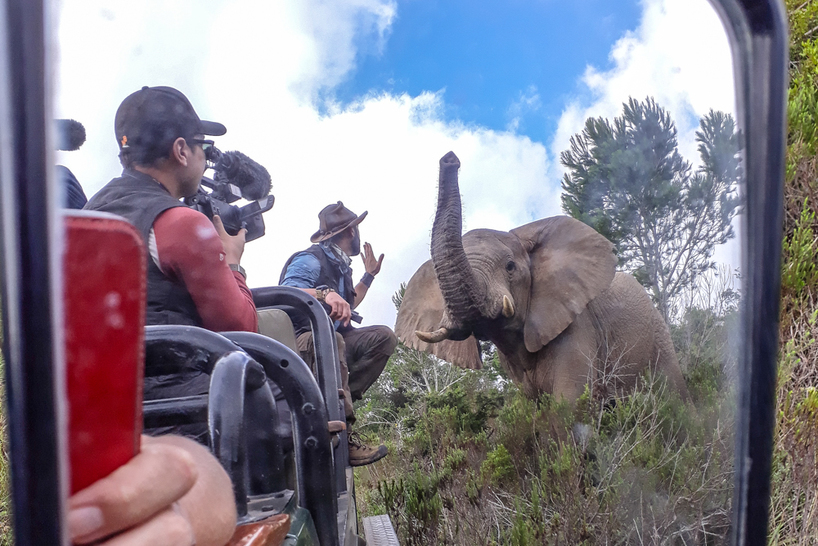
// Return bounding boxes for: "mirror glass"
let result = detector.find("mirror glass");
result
[55,0,741,542]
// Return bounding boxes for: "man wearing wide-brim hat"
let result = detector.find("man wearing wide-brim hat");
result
[280,201,397,466]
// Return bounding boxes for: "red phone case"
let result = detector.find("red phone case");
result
[64,213,146,495]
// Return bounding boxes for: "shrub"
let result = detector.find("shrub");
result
[481,444,514,485]
[782,200,818,299]
[376,467,443,546]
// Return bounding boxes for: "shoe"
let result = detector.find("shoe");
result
[348,431,388,467]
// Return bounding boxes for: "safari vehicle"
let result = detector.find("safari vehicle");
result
[0,1,400,543]
[60,209,395,546]
[0,0,789,545]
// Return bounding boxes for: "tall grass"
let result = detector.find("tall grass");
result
[355,314,736,546]
[0,355,12,545]
[767,3,818,543]
[356,377,733,545]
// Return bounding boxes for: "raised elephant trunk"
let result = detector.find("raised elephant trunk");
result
[430,152,485,326]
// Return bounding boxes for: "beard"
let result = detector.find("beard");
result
[350,232,361,256]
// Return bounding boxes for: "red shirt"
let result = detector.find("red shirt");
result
[152,207,258,332]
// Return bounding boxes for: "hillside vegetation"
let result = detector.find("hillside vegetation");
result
[356,273,738,544]
[768,1,818,542]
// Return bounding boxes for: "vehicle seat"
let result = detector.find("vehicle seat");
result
[257,308,298,353]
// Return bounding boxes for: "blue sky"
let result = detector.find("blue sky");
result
[332,0,641,145]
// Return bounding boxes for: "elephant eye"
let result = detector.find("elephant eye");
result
[506,261,516,272]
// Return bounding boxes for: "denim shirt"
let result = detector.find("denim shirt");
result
[281,243,351,329]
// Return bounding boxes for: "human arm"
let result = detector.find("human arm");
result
[281,253,352,326]
[352,242,384,309]
[69,435,237,546]
[153,208,258,332]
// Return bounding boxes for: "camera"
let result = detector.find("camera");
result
[184,146,275,242]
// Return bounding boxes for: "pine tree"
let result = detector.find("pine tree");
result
[560,97,740,321]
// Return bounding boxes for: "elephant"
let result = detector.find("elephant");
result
[395,151,689,403]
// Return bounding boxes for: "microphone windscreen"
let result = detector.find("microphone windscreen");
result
[55,119,86,151]
[217,151,272,201]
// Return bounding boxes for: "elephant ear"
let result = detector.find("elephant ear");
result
[395,260,482,370]
[511,216,616,353]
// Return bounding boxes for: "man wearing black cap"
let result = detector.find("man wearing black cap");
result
[280,201,398,466]
[81,87,252,542]
[85,86,257,337]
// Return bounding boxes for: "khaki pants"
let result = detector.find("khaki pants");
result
[296,325,397,422]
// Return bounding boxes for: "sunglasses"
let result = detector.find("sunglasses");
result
[188,138,215,160]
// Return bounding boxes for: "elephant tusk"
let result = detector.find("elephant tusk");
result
[415,327,451,343]
[502,295,515,318]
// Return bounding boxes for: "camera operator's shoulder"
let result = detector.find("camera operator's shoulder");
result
[154,206,218,243]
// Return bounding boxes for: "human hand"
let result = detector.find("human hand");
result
[69,435,236,546]
[69,436,197,545]
[325,290,352,327]
[361,242,384,276]
[213,215,246,265]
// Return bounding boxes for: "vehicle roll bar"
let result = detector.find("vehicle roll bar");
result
[251,286,349,490]
[207,350,266,518]
[143,395,208,428]
[141,325,339,546]
[221,331,338,546]
[251,287,341,423]
[144,324,241,376]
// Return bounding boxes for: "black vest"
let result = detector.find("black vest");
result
[84,170,203,327]
[279,244,355,333]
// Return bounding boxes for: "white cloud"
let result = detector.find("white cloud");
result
[506,85,541,133]
[234,90,557,326]
[54,0,556,329]
[550,0,735,166]
[55,0,737,329]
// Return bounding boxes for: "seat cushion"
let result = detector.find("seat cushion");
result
[257,308,298,353]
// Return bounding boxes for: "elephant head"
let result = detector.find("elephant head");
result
[395,151,618,374]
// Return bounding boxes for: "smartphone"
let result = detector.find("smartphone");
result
[64,212,145,494]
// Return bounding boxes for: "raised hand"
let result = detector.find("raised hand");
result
[361,242,384,276]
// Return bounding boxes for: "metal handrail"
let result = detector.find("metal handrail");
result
[251,287,341,423]
[251,286,350,487]
[221,331,338,546]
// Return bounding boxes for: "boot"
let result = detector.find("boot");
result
[348,431,387,467]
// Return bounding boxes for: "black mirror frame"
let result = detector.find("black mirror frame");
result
[708,0,788,544]
[0,0,789,544]
[0,0,67,544]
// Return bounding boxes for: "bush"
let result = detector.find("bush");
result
[782,200,818,299]
[769,6,818,543]
[376,466,443,546]
[481,444,514,485]
[357,362,733,544]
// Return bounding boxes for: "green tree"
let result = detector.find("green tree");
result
[560,97,740,321]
